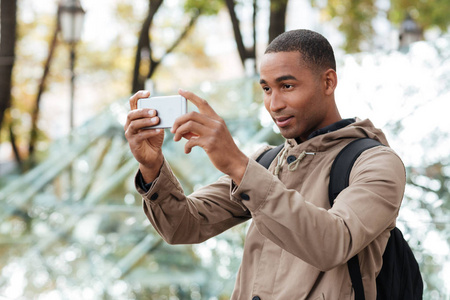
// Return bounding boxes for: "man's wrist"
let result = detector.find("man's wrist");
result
[136,170,154,192]
[229,155,249,186]
[140,155,164,184]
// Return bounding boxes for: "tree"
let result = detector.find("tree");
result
[224,0,254,68]
[269,0,288,43]
[28,13,60,163]
[225,0,288,72]
[311,0,377,53]
[2,1,143,171]
[131,0,163,93]
[132,0,291,87]
[0,0,17,140]
[131,0,208,93]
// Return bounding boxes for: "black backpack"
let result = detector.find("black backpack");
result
[256,138,423,300]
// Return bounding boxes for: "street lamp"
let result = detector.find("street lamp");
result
[58,0,85,131]
[399,13,423,50]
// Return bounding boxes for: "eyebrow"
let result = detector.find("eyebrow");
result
[276,75,297,82]
[260,75,298,85]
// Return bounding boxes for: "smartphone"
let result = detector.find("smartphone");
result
[137,95,187,129]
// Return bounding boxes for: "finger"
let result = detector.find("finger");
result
[129,128,163,144]
[129,90,150,110]
[124,108,157,131]
[171,111,207,135]
[126,127,163,151]
[172,119,206,142]
[125,115,160,135]
[181,132,198,140]
[184,135,200,154]
[178,89,219,118]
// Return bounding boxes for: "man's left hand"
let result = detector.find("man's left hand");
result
[172,89,249,185]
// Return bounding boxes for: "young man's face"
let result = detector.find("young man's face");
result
[259,51,331,142]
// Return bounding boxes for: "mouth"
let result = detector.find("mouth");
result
[274,116,293,128]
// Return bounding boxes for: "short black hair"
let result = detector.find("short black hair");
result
[265,29,336,72]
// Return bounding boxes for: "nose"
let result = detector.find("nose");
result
[266,91,286,112]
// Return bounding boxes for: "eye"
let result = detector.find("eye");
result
[262,86,271,93]
[283,84,293,89]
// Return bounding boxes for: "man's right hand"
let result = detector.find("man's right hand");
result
[124,90,165,183]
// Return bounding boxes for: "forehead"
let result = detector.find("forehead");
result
[260,52,308,80]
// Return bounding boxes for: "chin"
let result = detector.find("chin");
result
[279,129,297,140]
[279,126,304,141]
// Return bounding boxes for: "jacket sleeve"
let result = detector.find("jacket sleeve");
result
[232,146,406,271]
[136,158,251,245]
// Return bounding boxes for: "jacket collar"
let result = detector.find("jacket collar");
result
[306,118,356,141]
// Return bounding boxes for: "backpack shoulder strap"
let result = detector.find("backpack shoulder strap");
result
[256,144,284,169]
[328,138,382,206]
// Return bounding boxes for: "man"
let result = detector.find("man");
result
[124,29,405,299]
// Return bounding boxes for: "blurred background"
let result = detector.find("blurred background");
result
[1,0,450,299]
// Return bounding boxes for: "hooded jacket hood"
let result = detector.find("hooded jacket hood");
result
[285,118,390,153]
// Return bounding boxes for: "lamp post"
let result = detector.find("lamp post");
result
[58,0,85,131]
[58,0,85,201]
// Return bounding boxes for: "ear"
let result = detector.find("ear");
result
[323,69,337,96]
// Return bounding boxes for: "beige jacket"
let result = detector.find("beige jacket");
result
[136,118,406,300]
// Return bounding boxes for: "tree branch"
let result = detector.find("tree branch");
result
[149,10,201,78]
[224,0,248,67]
[28,14,60,162]
[131,0,163,93]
